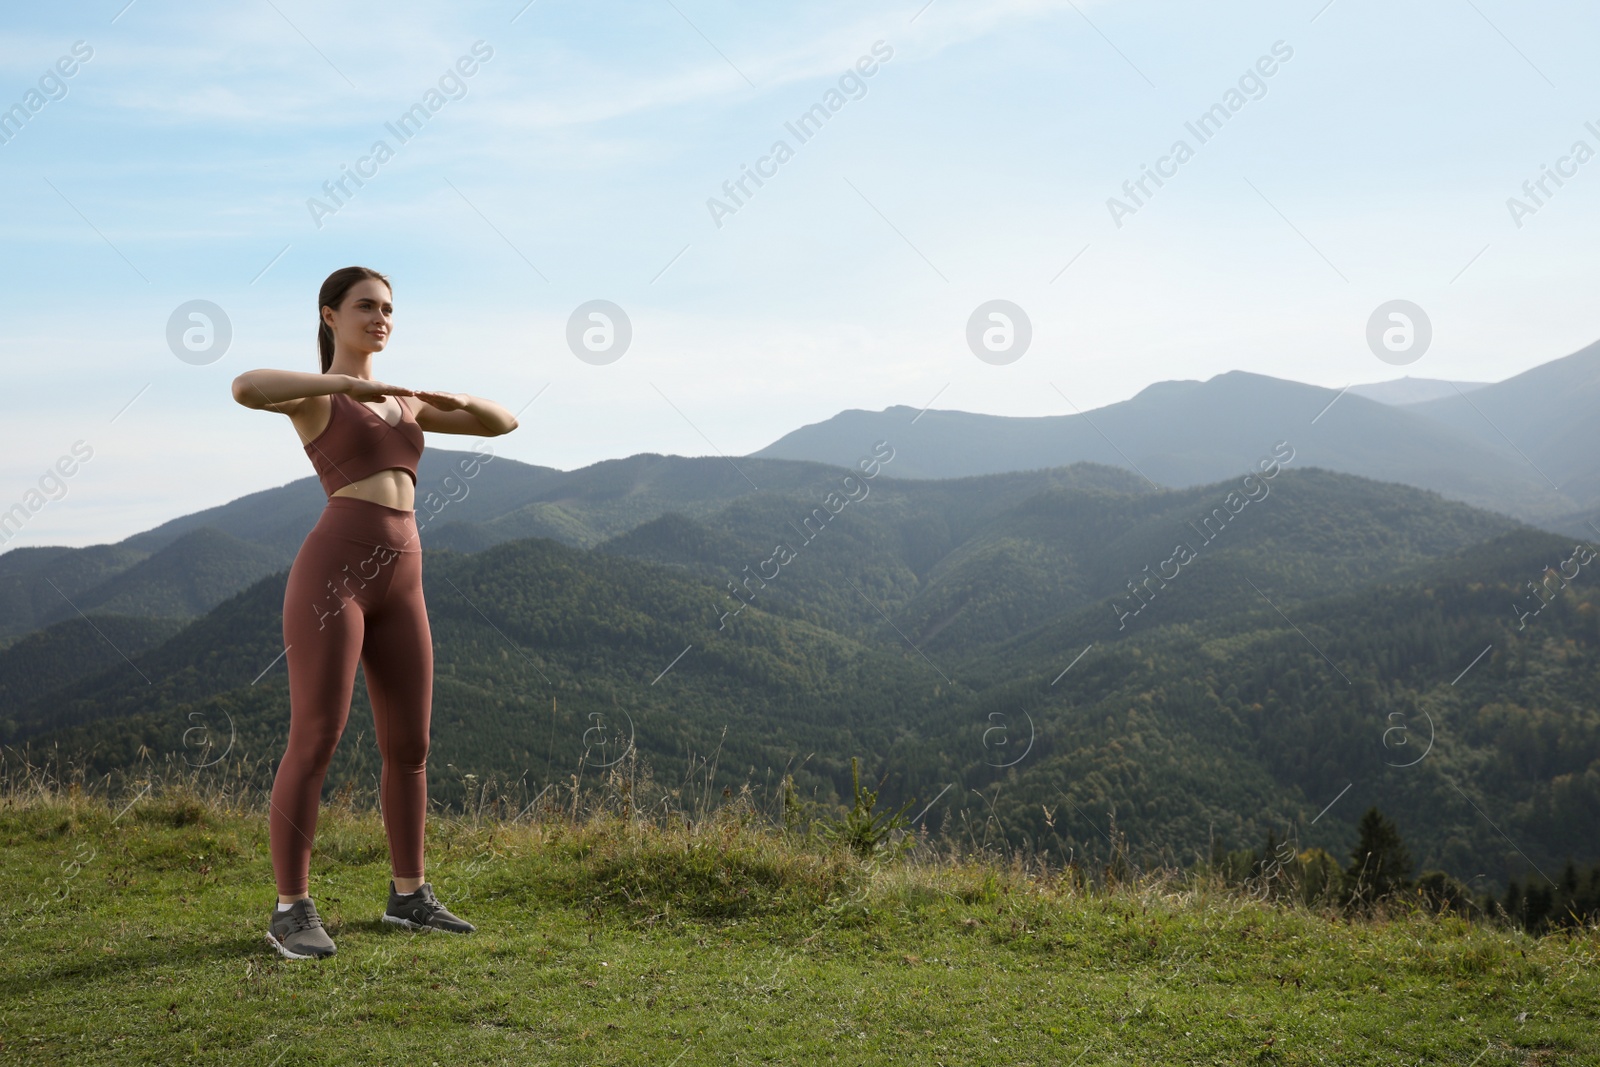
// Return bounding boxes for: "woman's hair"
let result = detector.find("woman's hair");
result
[317,266,391,373]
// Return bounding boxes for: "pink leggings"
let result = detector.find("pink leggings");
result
[271,495,432,897]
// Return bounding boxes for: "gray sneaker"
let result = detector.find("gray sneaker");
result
[266,898,337,960]
[383,880,475,934]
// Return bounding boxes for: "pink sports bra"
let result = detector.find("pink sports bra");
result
[302,391,424,498]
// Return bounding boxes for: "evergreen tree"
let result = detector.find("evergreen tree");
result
[1503,880,1523,924]
[1345,807,1413,905]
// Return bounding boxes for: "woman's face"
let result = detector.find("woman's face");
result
[323,278,393,356]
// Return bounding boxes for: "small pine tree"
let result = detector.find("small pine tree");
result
[1296,848,1342,906]
[1255,828,1280,880]
[1344,807,1412,906]
[1501,863,1600,933]
[1524,882,1554,932]
[819,757,914,859]
[1415,870,1474,916]
[1503,879,1523,923]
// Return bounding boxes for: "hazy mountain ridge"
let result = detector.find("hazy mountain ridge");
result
[1346,376,1490,405]
[4,345,1590,645]
[752,351,1600,526]
[1402,339,1600,512]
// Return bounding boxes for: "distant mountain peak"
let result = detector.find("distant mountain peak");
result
[1130,378,1204,400]
[1347,377,1490,405]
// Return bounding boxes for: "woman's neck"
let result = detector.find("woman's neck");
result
[328,354,375,379]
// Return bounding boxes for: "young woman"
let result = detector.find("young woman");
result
[232,266,518,960]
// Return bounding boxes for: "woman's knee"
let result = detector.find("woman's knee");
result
[386,736,429,770]
[285,724,345,770]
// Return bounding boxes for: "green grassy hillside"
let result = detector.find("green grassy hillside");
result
[1,773,1596,1066]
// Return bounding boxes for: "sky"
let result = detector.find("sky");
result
[3,0,1600,548]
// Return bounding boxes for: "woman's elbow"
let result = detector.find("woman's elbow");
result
[231,374,261,408]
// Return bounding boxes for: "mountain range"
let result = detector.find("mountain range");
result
[755,341,1600,534]
[4,349,1600,891]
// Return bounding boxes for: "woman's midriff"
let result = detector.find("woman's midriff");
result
[330,468,415,511]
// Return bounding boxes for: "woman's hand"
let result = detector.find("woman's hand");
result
[412,390,470,411]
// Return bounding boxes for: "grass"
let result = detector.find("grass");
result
[0,758,1597,1065]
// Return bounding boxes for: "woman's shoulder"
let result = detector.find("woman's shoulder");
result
[291,391,340,446]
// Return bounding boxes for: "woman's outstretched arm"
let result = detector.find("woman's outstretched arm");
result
[231,370,411,412]
[409,390,519,436]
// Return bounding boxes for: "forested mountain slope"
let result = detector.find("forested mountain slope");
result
[10,462,1592,888]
